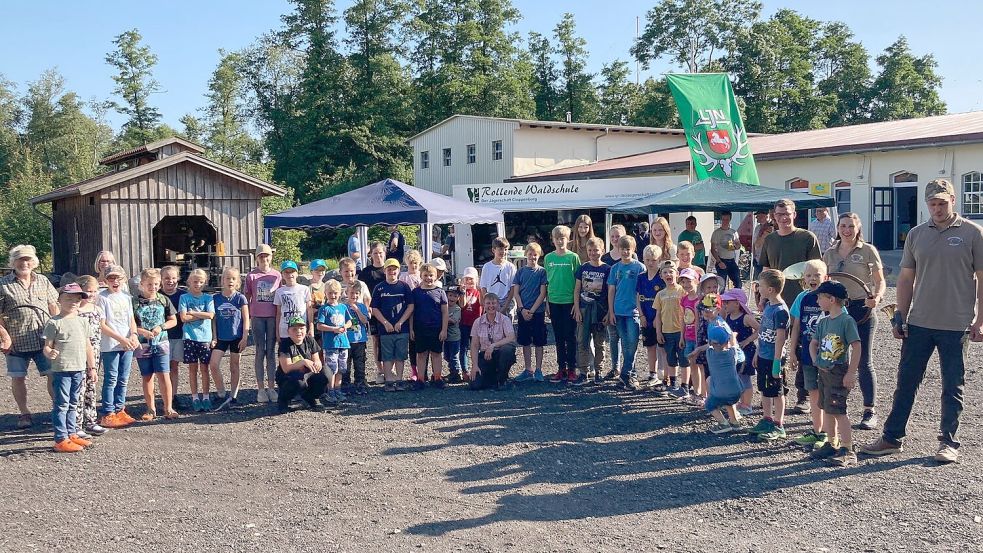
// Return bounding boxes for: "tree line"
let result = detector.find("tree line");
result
[0,0,946,266]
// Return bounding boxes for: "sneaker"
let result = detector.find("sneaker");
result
[356,384,370,395]
[651,383,669,397]
[192,398,204,412]
[267,389,279,403]
[384,383,396,392]
[75,429,92,440]
[117,410,137,425]
[687,395,705,407]
[812,432,829,450]
[792,400,811,415]
[85,424,107,436]
[68,434,93,447]
[855,410,879,430]
[709,422,733,435]
[394,381,411,391]
[569,374,589,386]
[202,397,212,410]
[758,425,787,441]
[534,368,545,382]
[256,388,269,403]
[860,437,903,456]
[513,370,535,383]
[431,379,446,390]
[622,376,641,391]
[335,389,349,401]
[16,414,33,429]
[305,400,325,412]
[376,372,385,384]
[320,392,338,406]
[809,441,838,460]
[53,439,84,453]
[737,405,754,417]
[748,418,775,435]
[827,446,858,467]
[670,386,690,400]
[603,369,619,381]
[934,443,959,464]
[729,418,747,430]
[794,431,823,447]
[549,370,567,383]
[447,372,463,384]
[99,413,127,429]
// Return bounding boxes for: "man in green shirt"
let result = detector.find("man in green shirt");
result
[544,225,581,383]
[678,216,706,270]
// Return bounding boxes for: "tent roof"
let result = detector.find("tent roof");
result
[264,178,504,229]
[607,178,835,214]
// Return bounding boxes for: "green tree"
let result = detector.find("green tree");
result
[528,31,561,120]
[597,60,641,125]
[633,77,678,127]
[202,50,264,168]
[632,0,761,73]
[105,29,164,147]
[262,189,306,267]
[815,22,873,126]
[179,113,205,143]
[869,36,946,121]
[0,145,54,265]
[553,13,597,123]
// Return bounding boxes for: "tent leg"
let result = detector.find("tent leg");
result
[358,225,369,271]
[422,223,431,262]
[604,211,613,251]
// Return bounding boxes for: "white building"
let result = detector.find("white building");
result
[509,111,983,252]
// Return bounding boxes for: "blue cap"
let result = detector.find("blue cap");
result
[708,325,731,344]
[309,259,327,271]
[280,260,298,272]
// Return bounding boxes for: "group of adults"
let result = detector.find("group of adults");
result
[346,225,455,273]
[4,179,982,463]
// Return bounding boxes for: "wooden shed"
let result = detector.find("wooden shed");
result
[30,137,287,280]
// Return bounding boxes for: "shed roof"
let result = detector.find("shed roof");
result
[98,136,206,165]
[30,151,287,204]
[508,111,983,182]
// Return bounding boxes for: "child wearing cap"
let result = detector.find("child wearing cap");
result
[74,275,105,436]
[44,283,98,452]
[410,264,449,388]
[789,259,830,449]
[276,316,328,413]
[371,258,415,391]
[209,267,250,409]
[179,269,216,412]
[316,279,352,403]
[653,262,684,393]
[674,267,701,400]
[132,268,178,420]
[274,260,313,342]
[687,293,734,407]
[244,244,281,404]
[443,286,463,382]
[721,288,759,415]
[308,259,329,353]
[704,325,746,434]
[750,269,791,442]
[808,280,861,466]
[98,265,140,428]
[431,257,450,288]
[343,280,371,394]
[637,245,666,392]
[459,266,482,380]
[511,243,548,383]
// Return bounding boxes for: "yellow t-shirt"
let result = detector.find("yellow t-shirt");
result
[653,284,684,333]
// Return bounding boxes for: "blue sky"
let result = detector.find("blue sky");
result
[2,1,979,130]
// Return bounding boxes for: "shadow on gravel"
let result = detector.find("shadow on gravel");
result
[350,383,926,536]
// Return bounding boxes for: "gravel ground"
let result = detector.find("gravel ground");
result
[1,288,982,553]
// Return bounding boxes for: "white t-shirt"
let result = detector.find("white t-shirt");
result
[99,290,134,352]
[711,227,741,261]
[273,284,312,337]
[479,260,516,300]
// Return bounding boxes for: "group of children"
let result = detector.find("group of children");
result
[45,226,865,466]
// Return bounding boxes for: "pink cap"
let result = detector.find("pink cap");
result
[678,268,699,281]
[721,288,751,315]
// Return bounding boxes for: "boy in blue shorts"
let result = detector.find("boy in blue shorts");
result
[512,243,548,382]
[132,268,178,420]
[371,258,415,391]
[316,279,351,403]
[789,260,829,448]
[751,269,791,442]
[606,236,645,389]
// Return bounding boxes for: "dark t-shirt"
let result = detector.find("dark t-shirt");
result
[359,265,387,298]
[576,262,611,304]
[760,228,821,306]
[388,231,406,262]
[790,290,824,366]
[442,235,455,259]
[636,271,665,328]
[411,286,448,329]
[163,288,186,340]
[277,336,322,379]
[370,280,414,334]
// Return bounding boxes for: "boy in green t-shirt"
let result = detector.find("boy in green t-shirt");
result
[544,225,581,383]
[808,280,861,467]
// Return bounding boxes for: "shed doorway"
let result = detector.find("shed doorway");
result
[153,216,217,269]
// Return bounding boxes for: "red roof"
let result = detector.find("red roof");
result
[509,111,983,182]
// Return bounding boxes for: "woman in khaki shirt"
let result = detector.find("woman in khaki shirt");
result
[822,212,886,430]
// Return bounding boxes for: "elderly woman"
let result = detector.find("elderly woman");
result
[0,245,59,428]
[822,212,887,431]
[93,250,118,288]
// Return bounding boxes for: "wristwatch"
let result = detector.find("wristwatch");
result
[892,312,907,334]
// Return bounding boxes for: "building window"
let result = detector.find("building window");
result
[893,171,918,184]
[443,148,452,167]
[467,144,476,164]
[787,178,808,190]
[420,151,429,169]
[963,171,983,215]
[835,189,851,214]
[492,140,503,161]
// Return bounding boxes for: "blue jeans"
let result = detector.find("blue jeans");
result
[715,257,742,289]
[101,349,134,416]
[459,325,472,375]
[883,325,968,448]
[443,340,461,375]
[52,371,83,441]
[615,314,641,379]
[607,324,620,372]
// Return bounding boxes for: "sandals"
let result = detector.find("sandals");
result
[140,412,157,421]
[164,410,180,420]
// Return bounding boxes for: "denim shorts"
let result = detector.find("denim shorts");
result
[5,350,50,377]
[137,352,170,377]
[662,332,683,366]
[380,333,409,361]
[705,393,741,412]
[682,339,698,368]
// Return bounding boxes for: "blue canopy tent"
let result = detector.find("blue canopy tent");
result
[264,178,505,263]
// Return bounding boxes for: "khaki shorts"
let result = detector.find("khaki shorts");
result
[819,364,850,416]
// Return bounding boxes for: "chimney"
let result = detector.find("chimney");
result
[565,111,572,123]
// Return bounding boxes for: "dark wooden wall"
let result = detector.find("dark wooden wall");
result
[51,195,103,277]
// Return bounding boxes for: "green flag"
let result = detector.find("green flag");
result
[666,73,759,185]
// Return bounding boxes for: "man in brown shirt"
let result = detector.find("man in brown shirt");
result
[863,179,983,464]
